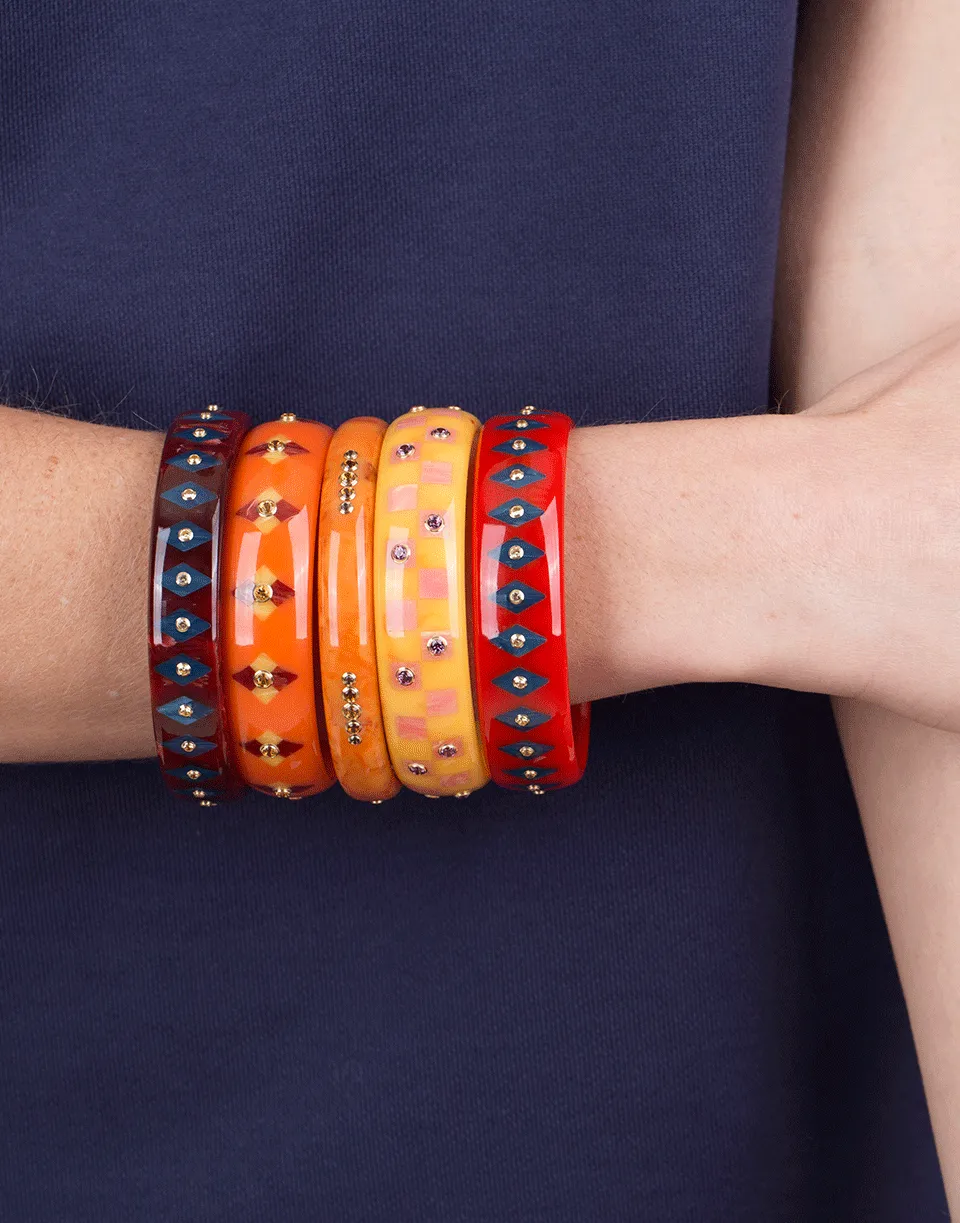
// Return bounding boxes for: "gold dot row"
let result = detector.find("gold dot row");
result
[341,671,362,744]
[338,450,359,515]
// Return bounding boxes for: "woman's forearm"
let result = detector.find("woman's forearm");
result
[1,403,827,761]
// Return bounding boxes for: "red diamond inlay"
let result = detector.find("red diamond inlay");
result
[236,497,300,523]
[242,737,303,758]
[245,440,310,458]
[232,664,298,691]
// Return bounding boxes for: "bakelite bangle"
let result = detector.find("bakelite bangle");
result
[374,406,490,798]
[148,404,250,806]
[317,418,400,803]
[471,407,590,792]
[221,416,337,799]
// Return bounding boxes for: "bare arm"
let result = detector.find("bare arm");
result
[776,0,960,1210]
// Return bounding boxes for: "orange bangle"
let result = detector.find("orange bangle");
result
[221,416,337,799]
[317,418,400,803]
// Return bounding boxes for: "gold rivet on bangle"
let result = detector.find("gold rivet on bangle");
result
[528,784,544,794]
[519,746,535,758]
[186,768,201,780]
[199,799,217,807]
[507,545,524,560]
[514,713,530,728]
[510,633,525,649]
[252,583,273,603]
[342,672,357,683]
[175,571,191,586]
[514,420,528,430]
[521,405,536,415]
[260,743,280,759]
[199,413,212,421]
[180,487,198,502]
[274,785,292,799]
[176,661,192,677]
[192,789,205,799]
[509,468,525,482]
[280,412,297,423]
[346,721,361,733]
[253,669,274,689]
[508,588,524,605]
[348,735,362,746]
[511,439,526,451]
[256,498,277,518]
[523,769,538,779]
[342,685,359,698]
[178,527,194,543]
[512,675,528,690]
[266,439,286,454]
[192,428,207,439]
[409,405,425,413]
[455,790,471,798]
[206,404,219,412]
[408,762,428,774]
[438,743,458,758]
[371,800,383,804]
[175,616,191,632]
[186,453,203,466]
[180,739,196,753]
[178,703,194,718]
[343,449,358,461]
[448,405,461,411]
[508,504,524,520]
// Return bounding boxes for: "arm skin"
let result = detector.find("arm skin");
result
[776,0,960,1212]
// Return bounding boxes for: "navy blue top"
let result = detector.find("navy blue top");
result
[0,3,945,1218]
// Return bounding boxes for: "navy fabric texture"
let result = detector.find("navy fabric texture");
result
[0,2,946,1219]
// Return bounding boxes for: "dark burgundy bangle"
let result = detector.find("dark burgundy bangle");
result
[148,405,251,806]
[471,407,590,793]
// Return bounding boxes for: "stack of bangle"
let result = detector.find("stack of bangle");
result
[148,403,590,806]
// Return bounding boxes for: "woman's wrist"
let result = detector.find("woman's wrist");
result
[564,413,845,704]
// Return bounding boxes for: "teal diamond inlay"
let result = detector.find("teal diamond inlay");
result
[154,654,211,686]
[161,481,216,509]
[160,564,211,595]
[494,707,552,731]
[500,741,553,761]
[490,540,545,570]
[488,497,543,526]
[491,438,547,457]
[156,697,214,726]
[489,627,547,656]
[160,611,211,643]
[168,451,222,473]
[493,581,544,612]
[493,668,548,697]
[164,737,216,757]
[165,521,213,553]
[490,464,545,490]
[169,764,217,782]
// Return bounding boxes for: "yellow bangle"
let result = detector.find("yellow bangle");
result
[374,406,489,798]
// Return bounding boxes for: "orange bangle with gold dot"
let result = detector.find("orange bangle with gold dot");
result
[316,417,401,803]
[373,406,490,799]
[221,416,337,799]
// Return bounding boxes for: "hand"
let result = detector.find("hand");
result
[787,325,960,732]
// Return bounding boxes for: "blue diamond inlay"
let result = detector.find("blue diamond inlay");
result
[495,418,549,431]
[156,697,214,726]
[164,737,217,757]
[161,481,217,509]
[160,564,211,596]
[489,627,547,657]
[493,668,548,697]
[160,611,211,643]
[505,765,557,780]
[168,765,217,782]
[491,438,547,457]
[490,540,545,570]
[494,707,553,731]
[493,581,544,612]
[500,741,553,761]
[154,654,211,686]
[165,521,213,552]
[168,451,222,473]
[488,498,543,527]
[490,464,545,490]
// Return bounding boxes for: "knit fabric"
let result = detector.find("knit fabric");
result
[0,2,945,1218]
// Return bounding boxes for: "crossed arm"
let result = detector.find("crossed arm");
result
[3,0,960,1210]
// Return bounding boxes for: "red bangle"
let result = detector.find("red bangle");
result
[148,404,251,806]
[470,407,590,793]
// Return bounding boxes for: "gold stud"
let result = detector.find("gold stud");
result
[266,439,286,454]
[511,439,527,451]
[186,453,203,466]
[342,672,357,683]
[515,420,529,430]
[176,661,192,677]
[528,784,544,795]
[509,468,525,482]
[514,713,530,728]
[508,545,524,560]
[199,799,217,807]
[192,427,207,438]
[206,404,219,412]
[342,702,361,718]
[424,794,440,799]
[175,616,191,632]
[523,769,538,779]
[409,405,425,413]
[521,405,536,415]
[180,487,198,502]
[448,405,461,411]
[512,675,528,690]
[508,504,524,519]
[371,800,384,804]
[253,669,274,689]
[260,743,280,759]
[343,450,359,461]
[338,504,354,514]
[347,735,362,746]
[186,768,201,781]
[280,412,297,423]
[346,721,361,733]
[175,570,192,586]
[256,498,277,518]
[192,789,205,799]
[408,762,428,775]
[274,785,292,799]
[178,703,194,718]
[199,412,212,421]
[178,527,194,543]
[455,791,471,798]
[437,743,458,758]
[342,686,359,698]
[519,746,535,758]
[252,583,273,603]
[395,667,415,687]
[510,633,526,649]
[508,589,524,605]
[181,739,197,753]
